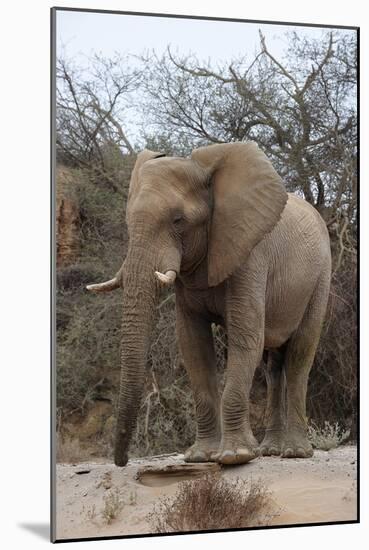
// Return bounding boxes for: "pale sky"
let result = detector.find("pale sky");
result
[55,9,356,146]
[56,9,353,67]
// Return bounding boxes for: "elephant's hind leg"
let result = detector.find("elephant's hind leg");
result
[281,272,330,458]
[259,347,287,456]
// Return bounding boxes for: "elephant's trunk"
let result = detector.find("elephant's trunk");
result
[114,269,156,466]
[114,242,179,467]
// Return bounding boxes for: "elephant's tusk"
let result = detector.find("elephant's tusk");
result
[86,277,121,292]
[154,270,177,285]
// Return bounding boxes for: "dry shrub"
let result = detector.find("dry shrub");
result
[56,431,114,463]
[56,434,88,463]
[148,473,273,533]
[308,420,350,451]
[308,259,357,434]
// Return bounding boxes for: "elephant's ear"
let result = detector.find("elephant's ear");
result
[191,142,288,287]
[127,149,165,209]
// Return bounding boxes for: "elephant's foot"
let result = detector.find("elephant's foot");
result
[184,439,220,463]
[259,429,284,456]
[281,430,313,458]
[213,433,259,465]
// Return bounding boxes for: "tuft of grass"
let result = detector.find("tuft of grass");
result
[308,420,350,451]
[128,489,137,506]
[148,473,273,533]
[82,504,97,521]
[101,488,124,524]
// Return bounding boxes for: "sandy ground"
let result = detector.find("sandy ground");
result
[55,445,357,540]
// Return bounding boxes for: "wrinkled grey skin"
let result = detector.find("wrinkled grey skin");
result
[87,142,331,467]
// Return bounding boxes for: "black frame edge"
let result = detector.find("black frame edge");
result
[50,6,57,544]
[51,5,359,31]
[355,25,360,525]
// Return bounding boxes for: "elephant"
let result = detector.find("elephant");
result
[86,141,331,467]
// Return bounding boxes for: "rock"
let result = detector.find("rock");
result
[135,462,221,487]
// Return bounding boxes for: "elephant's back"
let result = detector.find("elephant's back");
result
[286,193,329,232]
[277,193,331,266]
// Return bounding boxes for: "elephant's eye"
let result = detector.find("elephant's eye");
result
[173,215,183,226]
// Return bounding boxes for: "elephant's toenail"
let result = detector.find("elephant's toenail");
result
[222,451,233,458]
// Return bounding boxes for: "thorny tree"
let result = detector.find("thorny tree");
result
[141,31,357,270]
[56,53,140,191]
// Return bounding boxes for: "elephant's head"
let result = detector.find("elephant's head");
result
[87,142,287,466]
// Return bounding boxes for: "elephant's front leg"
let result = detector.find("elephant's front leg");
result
[215,348,262,464]
[176,303,221,463]
[216,288,265,465]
